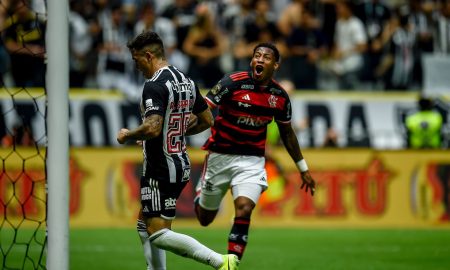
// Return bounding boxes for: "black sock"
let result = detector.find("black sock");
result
[227,217,250,259]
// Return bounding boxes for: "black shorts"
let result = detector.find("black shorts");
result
[140,176,188,219]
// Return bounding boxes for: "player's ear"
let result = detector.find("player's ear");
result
[145,51,153,62]
[274,61,280,71]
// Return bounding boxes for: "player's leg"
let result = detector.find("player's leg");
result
[137,211,166,270]
[194,152,232,226]
[143,177,239,269]
[227,155,267,260]
[147,216,239,269]
[228,184,264,260]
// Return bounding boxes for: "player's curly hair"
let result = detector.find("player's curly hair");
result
[127,31,165,59]
[253,42,281,63]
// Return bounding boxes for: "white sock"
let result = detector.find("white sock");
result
[137,220,166,270]
[149,228,223,269]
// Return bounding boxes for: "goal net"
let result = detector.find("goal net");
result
[1,0,48,269]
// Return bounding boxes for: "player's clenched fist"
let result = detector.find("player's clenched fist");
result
[117,128,129,144]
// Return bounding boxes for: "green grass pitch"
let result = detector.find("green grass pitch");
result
[68,227,450,270]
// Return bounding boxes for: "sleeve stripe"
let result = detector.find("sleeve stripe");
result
[205,97,217,108]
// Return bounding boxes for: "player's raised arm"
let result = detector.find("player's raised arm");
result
[277,122,316,196]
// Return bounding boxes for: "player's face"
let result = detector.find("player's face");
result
[131,49,152,78]
[250,47,279,84]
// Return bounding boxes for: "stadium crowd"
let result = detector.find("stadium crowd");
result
[1,0,450,96]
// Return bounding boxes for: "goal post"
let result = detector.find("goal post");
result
[46,0,69,269]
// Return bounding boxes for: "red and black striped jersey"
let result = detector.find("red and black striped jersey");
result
[203,71,292,156]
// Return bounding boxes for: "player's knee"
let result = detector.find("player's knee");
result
[195,204,216,226]
[234,199,255,217]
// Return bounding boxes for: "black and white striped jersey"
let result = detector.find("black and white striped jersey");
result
[140,65,208,183]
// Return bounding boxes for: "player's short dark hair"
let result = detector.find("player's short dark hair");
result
[127,31,165,59]
[253,42,280,63]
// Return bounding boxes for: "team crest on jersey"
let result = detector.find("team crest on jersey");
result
[268,95,278,108]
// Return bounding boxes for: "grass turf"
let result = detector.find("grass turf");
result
[3,227,450,269]
[69,227,450,270]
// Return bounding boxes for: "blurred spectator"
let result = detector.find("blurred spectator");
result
[375,6,418,90]
[326,0,367,90]
[69,0,93,88]
[96,3,138,99]
[434,0,450,53]
[233,0,284,72]
[221,0,254,71]
[2,0,46,87]
[277,0,305,37]
[355,0,391,89]
[410,0,437,88]
[182,3,227,88]
[405,96,443,148]
[319,0,338,49]
[410,0,436,53]
[286,6,326,90]
[134,2,186,73]
[161,0,198,71]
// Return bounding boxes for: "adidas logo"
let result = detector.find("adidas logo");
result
[242,94,250,101]
[143,206,149,212]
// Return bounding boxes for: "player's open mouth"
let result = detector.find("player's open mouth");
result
[255,65,264,76]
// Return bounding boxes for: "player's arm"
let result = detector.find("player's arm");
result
[277,122,316,196]
[186,108,214,136]
[117,114,163,144]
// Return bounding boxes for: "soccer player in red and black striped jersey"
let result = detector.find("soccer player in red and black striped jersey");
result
[194,43,316,260]
[117,31,239,270]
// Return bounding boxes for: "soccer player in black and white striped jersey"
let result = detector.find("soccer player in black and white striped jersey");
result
[117,31,239,270]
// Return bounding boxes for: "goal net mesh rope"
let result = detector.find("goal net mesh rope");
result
[1,0,48,269]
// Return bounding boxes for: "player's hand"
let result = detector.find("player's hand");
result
[300,171,316,196]
[117,128,129,144]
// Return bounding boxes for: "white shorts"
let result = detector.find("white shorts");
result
[198,152,268,211]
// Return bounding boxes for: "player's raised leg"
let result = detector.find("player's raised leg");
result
[146,217,239,269]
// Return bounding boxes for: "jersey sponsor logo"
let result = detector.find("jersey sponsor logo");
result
[237,116,270,127]
[141,187,152,201]
[238,102,251,108]
[170,81,192,93]
[242,94,251,101]
[164,198,177,209]
[268,95,278,108]
[241,84,254,90]
[145,98,159,111]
